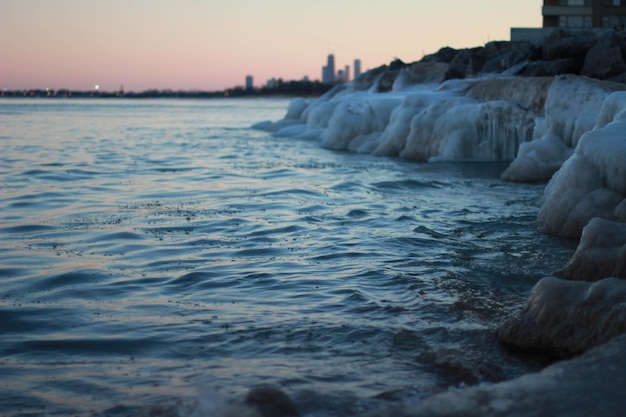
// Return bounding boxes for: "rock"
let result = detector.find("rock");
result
[496,276,626,357]
[537,109,626,239]
[444,47,487,80]
[481,41,538,74]
[369,334,626,417]
[422,46,459,64]
[393,62,449,88]
[352,61,410,93]
[582,31,626,80]
[245,387,300,417]
[501,134,573,182]
[609,70,626,84]
[352,65,388,91]
[556,218,626,281]
[543,29,597,70]
[520,58,579,77]
[377,59,409,92]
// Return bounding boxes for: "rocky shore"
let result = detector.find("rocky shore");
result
[248,29,626,417]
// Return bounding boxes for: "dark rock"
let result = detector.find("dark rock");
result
[352,65,388,91]
[582,31,626,79]
[396,61,449,87]
[352,61,409,93]
[245,387,300,417]
[444,47,487,80]
[497,276,626,358]
[422,46,459,64]
[609,70,626,84]
[542,29,597,73]
[543,29,597,61]
[481,41,538,74]
[520,58,579,77]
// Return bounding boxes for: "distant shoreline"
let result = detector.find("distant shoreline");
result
[1,80,335,100]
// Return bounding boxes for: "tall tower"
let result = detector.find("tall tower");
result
[245,75,254,91]
[322,54,335,84]
[354,59,362,79]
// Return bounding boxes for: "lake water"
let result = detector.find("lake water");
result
[0,98,574,416]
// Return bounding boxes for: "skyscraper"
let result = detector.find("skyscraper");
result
[322,54,336,84]
[354,59,362,79]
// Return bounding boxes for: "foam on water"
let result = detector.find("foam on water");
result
[0,98,574,416]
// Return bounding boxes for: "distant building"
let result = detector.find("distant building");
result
[322,54,336,84]
[344,65,350,82]
[245,75,254,91]
[512,0,626,41]
[354,59,362,79]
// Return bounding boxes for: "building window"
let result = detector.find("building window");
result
[603,15,626,27]
[560,15,592,27]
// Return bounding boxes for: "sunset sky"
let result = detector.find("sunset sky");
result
[1,0,542,92]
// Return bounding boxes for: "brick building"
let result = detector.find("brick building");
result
[542,0,626,29]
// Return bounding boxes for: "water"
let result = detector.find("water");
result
[0,98,575,416]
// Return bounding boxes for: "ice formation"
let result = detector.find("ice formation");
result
[537,101,626,238]
[497,276,626,357]
[256,74,623,174]
[380,334,626,417]
[557,218,626,280]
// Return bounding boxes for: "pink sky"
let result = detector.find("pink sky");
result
[1,0,542,92]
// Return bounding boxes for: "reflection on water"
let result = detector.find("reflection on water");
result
[0,98,574,416]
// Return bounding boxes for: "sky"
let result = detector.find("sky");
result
[0,0,542,92]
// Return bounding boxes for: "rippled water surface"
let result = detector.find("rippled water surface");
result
[0,98,574,416]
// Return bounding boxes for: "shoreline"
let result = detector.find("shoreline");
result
[245,31,626,416]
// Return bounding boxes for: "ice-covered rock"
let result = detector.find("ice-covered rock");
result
[500,133,573,182]
[496,276,626,357]
[557,218,626,281]
[371,333,626,417]
[539,75,621,149]
[537,117,626,238]
[595,90,626,129]
[320,93,402,150]
[284,98,308,120]
[255,72,623,190]
[400,98,535,161]
[391,62,449,91]
[464,77,552,113]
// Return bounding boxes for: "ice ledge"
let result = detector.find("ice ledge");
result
[378,333,626,417]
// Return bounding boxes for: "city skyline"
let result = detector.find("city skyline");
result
[0,0,541,92]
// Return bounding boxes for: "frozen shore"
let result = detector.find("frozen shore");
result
[251,35,626,416]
